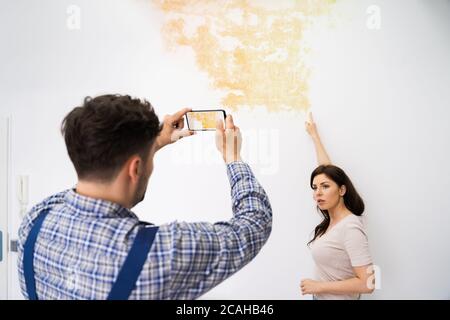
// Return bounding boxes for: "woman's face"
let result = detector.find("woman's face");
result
[312,173,345,210]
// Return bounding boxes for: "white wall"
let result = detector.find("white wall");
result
[1,0,449,299]
[0,118,11,299]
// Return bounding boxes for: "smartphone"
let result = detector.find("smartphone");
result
[185,109,226,131]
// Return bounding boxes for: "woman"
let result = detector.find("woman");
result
[300,113,375,300]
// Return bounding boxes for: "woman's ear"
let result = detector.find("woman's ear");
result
[340,185,347,196]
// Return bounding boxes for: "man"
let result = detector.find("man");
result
[17,94,272,299]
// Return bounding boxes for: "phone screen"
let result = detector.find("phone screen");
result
[185,110,226,131]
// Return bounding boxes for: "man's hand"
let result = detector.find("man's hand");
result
[155,108,195,151]
[215,114,242,164]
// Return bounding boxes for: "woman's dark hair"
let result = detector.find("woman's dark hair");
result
[61,94,161,182]
[308,165,365,246]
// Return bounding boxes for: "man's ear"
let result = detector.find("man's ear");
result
[340,185,347,197]
[127,156,142,184]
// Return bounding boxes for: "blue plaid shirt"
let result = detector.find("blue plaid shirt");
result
[17,162,272,300]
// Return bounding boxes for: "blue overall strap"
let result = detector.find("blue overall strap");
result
[107,225,159,300]
[23,210,50,300]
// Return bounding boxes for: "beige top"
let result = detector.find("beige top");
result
[310,214,372,300]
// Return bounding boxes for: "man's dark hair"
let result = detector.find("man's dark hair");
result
[61,94,161,182]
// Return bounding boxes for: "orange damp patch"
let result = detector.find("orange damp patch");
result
[152,0,335,112]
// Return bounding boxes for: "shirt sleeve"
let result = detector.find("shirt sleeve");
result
[18,190,70,249]
[342,219,373,267]
[168,161,273,299]
[17,189,70,299]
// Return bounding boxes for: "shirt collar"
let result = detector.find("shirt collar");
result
[64,188,139,220]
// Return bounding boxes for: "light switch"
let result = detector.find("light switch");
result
[17,175,29,204]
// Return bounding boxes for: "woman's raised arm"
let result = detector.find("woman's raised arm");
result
[305,112,332,166]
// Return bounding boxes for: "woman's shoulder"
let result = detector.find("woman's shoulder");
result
[336,214,370,243]
[340,214,367,229]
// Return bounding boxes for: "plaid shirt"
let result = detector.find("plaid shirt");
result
[17,162,272,300]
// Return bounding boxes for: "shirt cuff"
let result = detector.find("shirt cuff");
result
[226,161,254,186]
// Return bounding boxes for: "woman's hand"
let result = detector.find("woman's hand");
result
[300,278,323,295]
[304,111,332,165]
[305,111,318,138]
